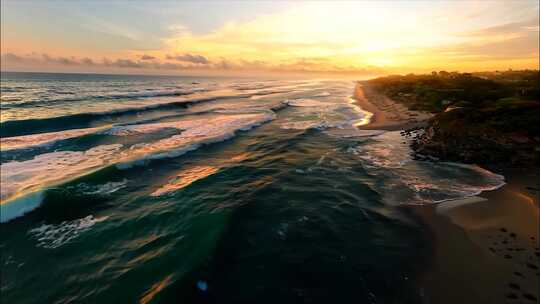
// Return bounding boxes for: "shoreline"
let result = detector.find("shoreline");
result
[354,83,540,303]
[352,82,432,131]
[412,169,539,304]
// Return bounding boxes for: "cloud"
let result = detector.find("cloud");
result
[166,53,209,64]
[438,34,539,61]
[108,59,143,68]
[81,57,95,65]
[42,54,79,65]
[2,1,539,74]
[140,54,156,60]
[156,2,539,73]
[1,51,387,75]
[2,53,25,62]
[460,17,540,42]
[435,17,540,63]
[1,53,196,71]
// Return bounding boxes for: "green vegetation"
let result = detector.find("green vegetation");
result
[367,70,540,113]
[368,70,540,166]
[434,102,540,136]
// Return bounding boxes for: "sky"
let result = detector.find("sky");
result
[1,0,539,77]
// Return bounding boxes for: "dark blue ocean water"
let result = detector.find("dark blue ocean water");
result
[0,72,504,303]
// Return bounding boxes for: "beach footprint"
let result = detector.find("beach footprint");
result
[482,227,540,303]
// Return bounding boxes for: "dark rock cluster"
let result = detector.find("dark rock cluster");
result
[407,110,540,168]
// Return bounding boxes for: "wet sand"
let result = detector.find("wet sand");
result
[354,82,540,303]
[352,83,432,131]
[412,170,539,304]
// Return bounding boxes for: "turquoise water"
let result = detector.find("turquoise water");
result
[0,72,505,303]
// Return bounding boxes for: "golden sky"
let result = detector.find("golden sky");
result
[1,1,539,76]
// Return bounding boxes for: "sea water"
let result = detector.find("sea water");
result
[0,72,504,303]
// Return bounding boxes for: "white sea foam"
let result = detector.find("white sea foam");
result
[1,126,105,151]
[356,131,412,168]
[2,87,249,122]
[435,196,489,214]
[0,112,274,222]
[0,190,45,223]
[102,122,183,136]
[315,92,331,97]
[28,215,108,249]
[115,112,275,166]
[280,93,369,131]
[348,131,506,204]
[80,180,129,195]
[1,144,123,201]
[285,98,334,107]
[105,88,198,99]
[280,121,328,130]
[0,144,123,222]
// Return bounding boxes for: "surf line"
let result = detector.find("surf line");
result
[348,97,374,127]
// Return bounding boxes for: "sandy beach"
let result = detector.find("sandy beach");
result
[354,83,540,303]
[413,170,539,304]
[353,82,433,131]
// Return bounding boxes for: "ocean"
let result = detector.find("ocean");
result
[0,72,505,303]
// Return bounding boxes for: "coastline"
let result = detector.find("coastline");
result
[411,170,539,304]
[352,82,432,131]
[354,83,540,303]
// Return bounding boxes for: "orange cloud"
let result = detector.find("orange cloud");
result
[2,2,538,75]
